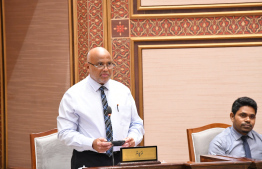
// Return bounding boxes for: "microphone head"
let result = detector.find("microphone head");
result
[107,106,112,116]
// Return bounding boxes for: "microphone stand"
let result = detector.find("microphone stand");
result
[107,106,114,166]
[112,147,115,166]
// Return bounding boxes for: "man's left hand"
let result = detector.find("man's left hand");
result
[122,137,135,147]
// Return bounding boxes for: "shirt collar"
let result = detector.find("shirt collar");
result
[230,126,254,140]
[87,75,110,92]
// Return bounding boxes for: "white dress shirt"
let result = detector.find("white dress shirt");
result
[57,75,145,152]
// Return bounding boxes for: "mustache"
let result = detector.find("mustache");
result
[241,123,252,127]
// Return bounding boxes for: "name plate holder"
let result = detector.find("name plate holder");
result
[118,146,161,166]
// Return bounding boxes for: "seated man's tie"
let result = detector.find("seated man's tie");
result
[241,136,252,158]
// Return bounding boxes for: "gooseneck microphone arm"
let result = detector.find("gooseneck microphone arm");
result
[106,106,114,166]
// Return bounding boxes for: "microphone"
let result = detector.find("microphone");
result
[106,106,112,117]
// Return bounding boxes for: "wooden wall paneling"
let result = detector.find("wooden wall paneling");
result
[4,0,71,168]
[130,34,262,120]
[0,0,6,168]
[69,0,78,85]
[0,2,2,167]
[130,38,262,163]
[0,1,3,168]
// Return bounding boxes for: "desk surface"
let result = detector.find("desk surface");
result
[200,155,262,169]
[85,161,253,169]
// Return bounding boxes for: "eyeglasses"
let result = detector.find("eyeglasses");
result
[88,62,115,69]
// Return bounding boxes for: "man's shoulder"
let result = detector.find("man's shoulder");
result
[65,78,88,94]
[211,127,231,143]
[251,130,262,142]
[208,127,232,155]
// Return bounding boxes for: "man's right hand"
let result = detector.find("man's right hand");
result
[92,138,112,153]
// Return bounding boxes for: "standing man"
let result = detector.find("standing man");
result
[57,47,145,168]
[208,96,262,160]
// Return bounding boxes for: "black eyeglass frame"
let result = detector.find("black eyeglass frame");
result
[88,62,115,69]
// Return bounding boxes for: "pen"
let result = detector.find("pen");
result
[117,104,119,112]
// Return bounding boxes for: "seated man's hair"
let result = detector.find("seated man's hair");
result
[232,96,257,115]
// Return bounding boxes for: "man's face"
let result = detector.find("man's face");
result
[87,50,113,85]
[230,106,256,135]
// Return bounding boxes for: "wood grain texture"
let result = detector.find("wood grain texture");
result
[142,46,262,163]
[0,2,3,168]
[5,0,70,168]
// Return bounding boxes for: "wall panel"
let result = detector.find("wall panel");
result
[140,0,262,7]
[0,1,4,167]
[4,0,70,168]
[141,45,262,162]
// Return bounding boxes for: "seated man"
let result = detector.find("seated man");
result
[208,96,262,160]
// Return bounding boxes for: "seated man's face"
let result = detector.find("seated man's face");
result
[230,106,256,135]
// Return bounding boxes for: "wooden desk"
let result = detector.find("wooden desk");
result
[185,161,253,169]
[85,161,253,169]
[200,155,251,162]
[85,162,185,169]
[200,155,262,169]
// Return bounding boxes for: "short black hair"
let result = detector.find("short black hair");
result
[232,96,257,115]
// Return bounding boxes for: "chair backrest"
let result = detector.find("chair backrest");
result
[186,123,231,162]
[30,128,73,169]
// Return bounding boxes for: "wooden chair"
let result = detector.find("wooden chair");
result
[187,123,231,162]
[30,128,73,169]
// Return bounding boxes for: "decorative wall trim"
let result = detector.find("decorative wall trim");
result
[108,0,131,88]
[75,0,88,82]
[112,38,131,88]
[131,12,262,19]
[131,34,262,41]
[69,0,78,85]
[137,0,262,10]
[131,0,262,18]
[74,0,107,82]
[88,0,105,49]
[74,0,109,82]
[0,6,3,168]
[112,19,129,37]
[130,16,262,37]
[111,0,129,19]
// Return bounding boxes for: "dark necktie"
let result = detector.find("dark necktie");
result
[99,86,113,157]
[241,135,252,158]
